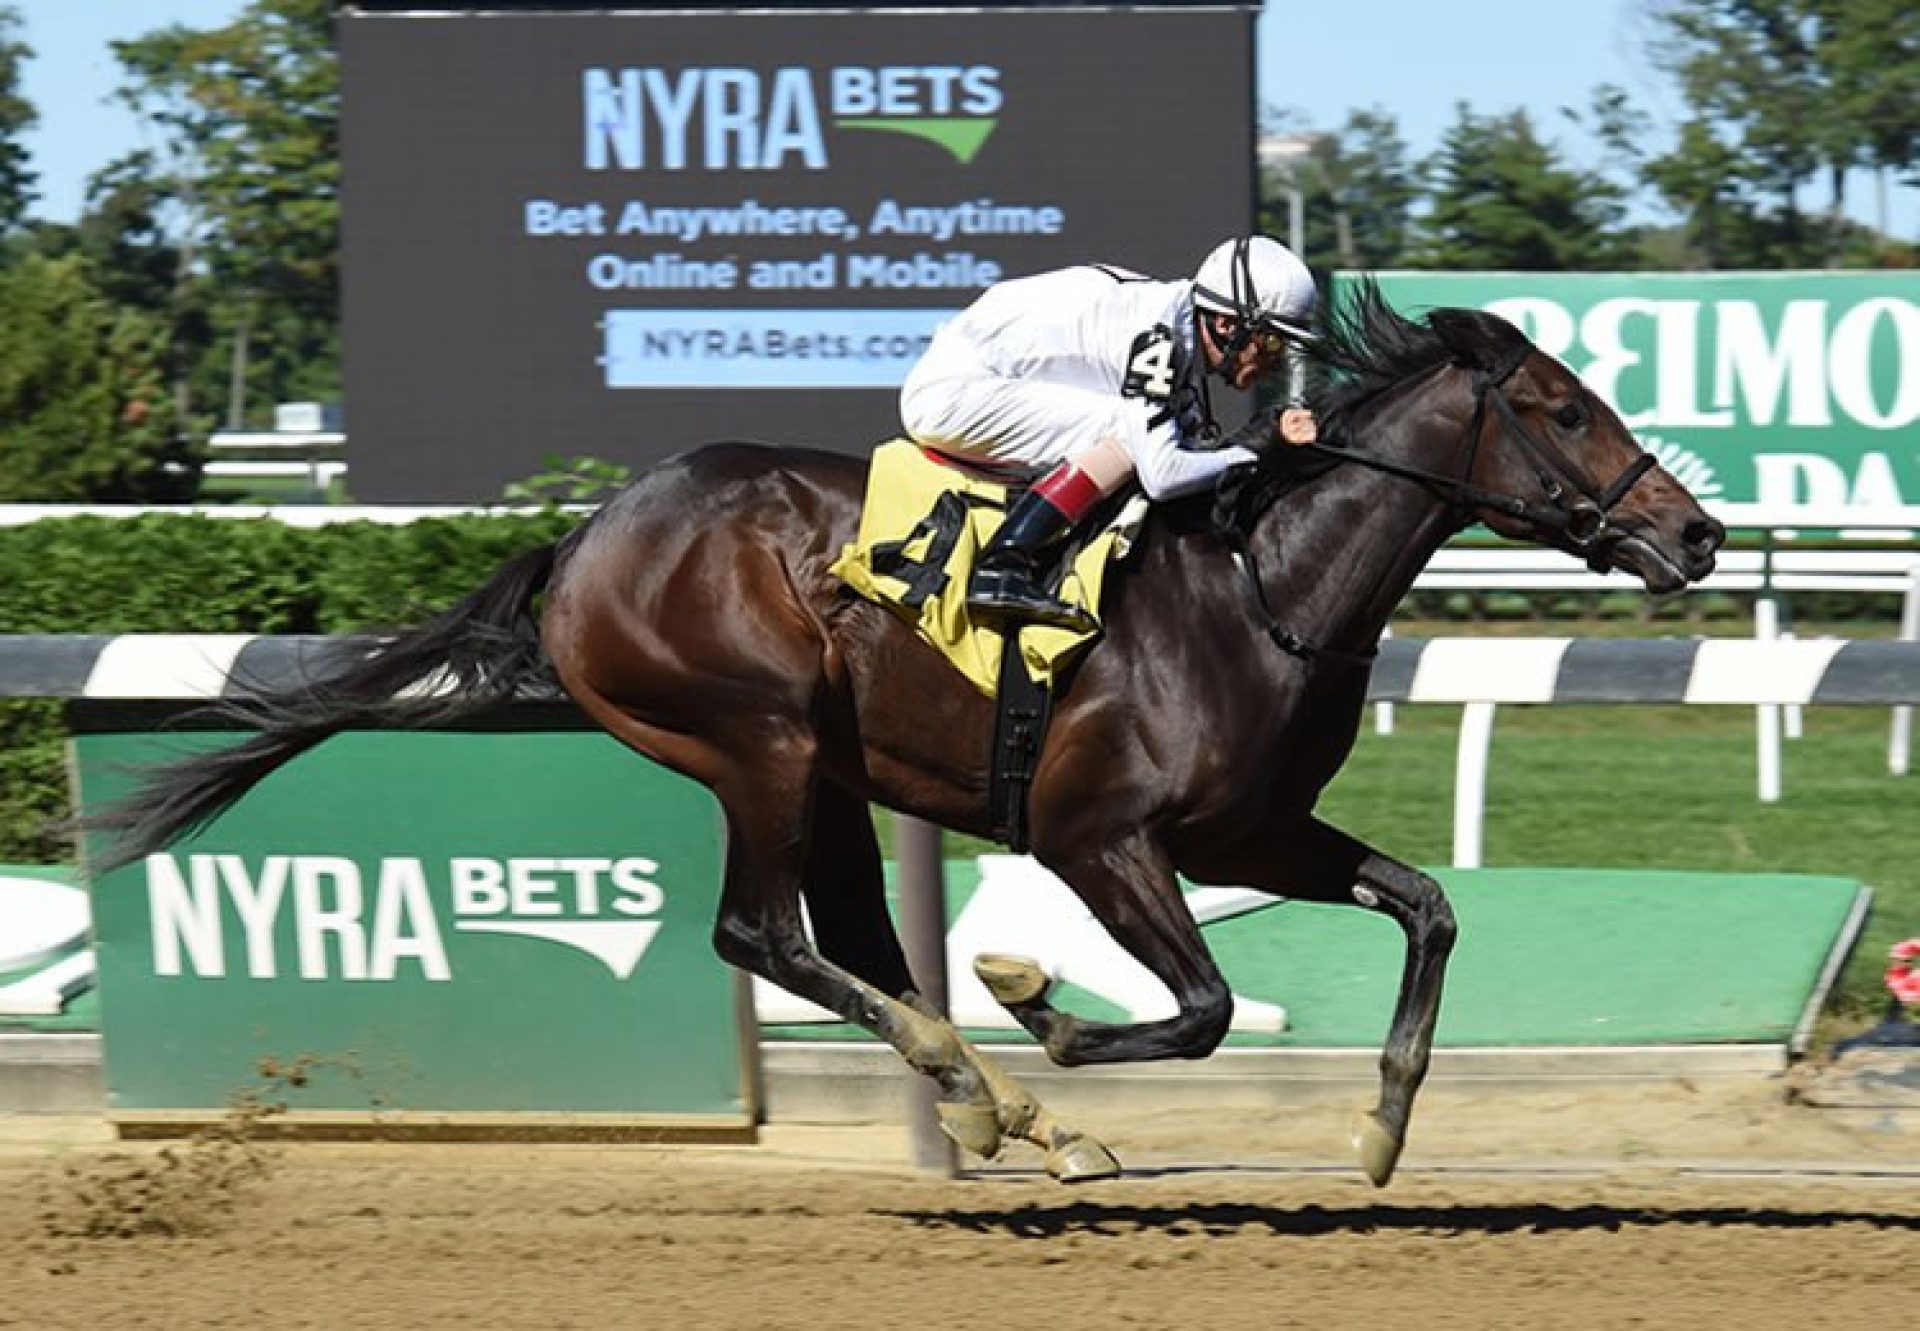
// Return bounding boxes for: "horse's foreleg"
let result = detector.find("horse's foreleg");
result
[801,786,1117,1181]
[978,837,1236,1067]
[1353,852,1456,1186]
[1280,818,1458,1188]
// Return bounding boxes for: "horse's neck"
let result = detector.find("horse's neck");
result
[1251,388,1465,656]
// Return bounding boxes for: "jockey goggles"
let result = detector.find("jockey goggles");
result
[1225,315,1314,363]
[1250,324,1300,356]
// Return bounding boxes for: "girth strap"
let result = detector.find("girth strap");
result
[989,628,1053,852]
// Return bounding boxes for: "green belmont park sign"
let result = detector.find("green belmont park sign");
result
[1351,272,1920,510]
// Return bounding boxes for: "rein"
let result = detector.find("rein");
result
[1216,347,1658,666]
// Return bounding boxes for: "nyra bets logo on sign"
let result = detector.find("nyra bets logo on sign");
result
[141,854,669,983]
[583,64,1003,171]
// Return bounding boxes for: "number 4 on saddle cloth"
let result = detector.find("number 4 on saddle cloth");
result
[832,439,1145,697]
[832,440,1147,849]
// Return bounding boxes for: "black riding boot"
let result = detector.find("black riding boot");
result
[968,487,1099,633]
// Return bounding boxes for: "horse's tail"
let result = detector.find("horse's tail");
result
[86,541,563,871]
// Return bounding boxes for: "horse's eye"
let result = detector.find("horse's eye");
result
[1553,402,1586,430]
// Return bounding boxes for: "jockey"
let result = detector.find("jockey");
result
[899,234,1320,632]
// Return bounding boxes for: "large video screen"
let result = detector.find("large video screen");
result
[340,8,1257,502]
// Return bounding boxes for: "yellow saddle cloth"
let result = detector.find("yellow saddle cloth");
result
[831,440,1128,696]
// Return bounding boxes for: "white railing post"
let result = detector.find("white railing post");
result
[1892,568,1919,777]
[1374,625,1395,736]
[1452,702,1498,869]
[1783,625,1804,741]
[1755,596,1783,803]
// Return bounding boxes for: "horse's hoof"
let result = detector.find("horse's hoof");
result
[1350,1108,1403,1188]
[1046,1133,1122,1183]
[974,954,1049,1006]
[937,1101,1004,1160]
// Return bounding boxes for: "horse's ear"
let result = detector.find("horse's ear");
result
[1428,307,1530,372]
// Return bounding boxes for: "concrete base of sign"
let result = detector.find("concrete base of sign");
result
[758,1041,1790,1123]
[0,1033,103,1113]
[2,1035,1789,1120]
[108,1108,758,1144]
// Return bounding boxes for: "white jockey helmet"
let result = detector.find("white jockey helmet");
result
[1191,235,1317,343]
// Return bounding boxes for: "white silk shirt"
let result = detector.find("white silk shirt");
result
[899,265,1262,500]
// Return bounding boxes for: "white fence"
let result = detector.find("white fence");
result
[1,632,1910,889]
[1368,636,1920,869]
[202,429,345,501]
[1388,504,1920,807]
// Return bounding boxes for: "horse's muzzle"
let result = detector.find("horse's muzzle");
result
[1604,510,1725,592]
[1681,515,1727,581]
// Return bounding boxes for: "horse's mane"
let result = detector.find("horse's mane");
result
[1306,275,1453,445]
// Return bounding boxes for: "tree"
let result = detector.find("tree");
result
[0,254,188,502]
[1651,0,1827,261]
[1645,0,1920,265]
[1642,117,1758,267]
[77,152,218,444]
[1329,109,1420,269]
[0,3,36,233]
[106,0,337,428]
[1411,105,1638,270]
[1260,108,1418,272]
[74,153,186,316]
[1822,0,1920,241]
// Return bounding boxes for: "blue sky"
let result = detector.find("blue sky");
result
[15,0,1917,237]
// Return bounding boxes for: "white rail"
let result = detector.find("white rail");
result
[1363,636,1920,868]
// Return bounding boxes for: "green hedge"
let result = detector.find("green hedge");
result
[0,511,578,863]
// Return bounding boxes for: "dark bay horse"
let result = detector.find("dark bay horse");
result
[95,283,1724,1186]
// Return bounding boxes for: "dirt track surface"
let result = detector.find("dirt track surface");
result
[1,1077,1915,1331]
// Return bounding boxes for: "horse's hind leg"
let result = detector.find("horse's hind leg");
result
[701,744,1079,1174]
[796,785,913,993]
[707,757,981,1112]
[801,786,1118,1180]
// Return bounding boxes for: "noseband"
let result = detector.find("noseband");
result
[1454,347,1658,570]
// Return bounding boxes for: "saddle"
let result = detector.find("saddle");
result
[832,440,1141,694]
[831,440,1144,848]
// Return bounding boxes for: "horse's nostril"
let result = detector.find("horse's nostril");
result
[1684,517,1726,553]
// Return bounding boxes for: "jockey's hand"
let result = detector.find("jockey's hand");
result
[1277,407,1318,446]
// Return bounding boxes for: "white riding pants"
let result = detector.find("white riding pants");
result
[899,337,1135,473]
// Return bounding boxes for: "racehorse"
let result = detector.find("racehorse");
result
[93,281,1724,1186]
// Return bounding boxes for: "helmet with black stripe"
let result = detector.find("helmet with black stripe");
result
[1191,235,1317,348]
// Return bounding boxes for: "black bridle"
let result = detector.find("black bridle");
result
[1304,346,1658,568]
[1218,347,1659,666]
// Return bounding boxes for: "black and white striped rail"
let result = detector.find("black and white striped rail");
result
[1366,636,1920,706]
[0,635,350,701]
[5,634,1914,871]
[2,633,1916,706]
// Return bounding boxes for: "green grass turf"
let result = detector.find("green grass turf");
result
[1318,704,1913,1017]
[764,865,1860,1047]
[925,703,1916,1020]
